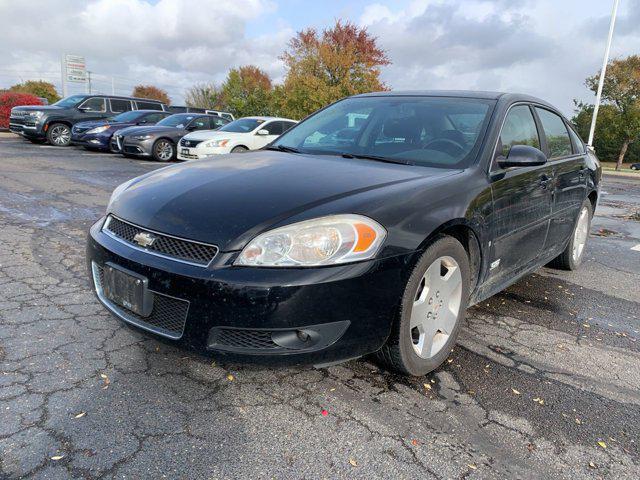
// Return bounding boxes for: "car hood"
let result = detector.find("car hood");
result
[75,119,135,129]
[109,150,458,251]
[12,105,63,112]
[118,125,184,138]
[183,130,247,141]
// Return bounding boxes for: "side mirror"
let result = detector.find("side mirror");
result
[256,129,269,136]
[185,125,197,131]
[498,144,547,168]
[77,106,90,112]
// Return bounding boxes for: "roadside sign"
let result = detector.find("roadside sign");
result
[65,54,87,83]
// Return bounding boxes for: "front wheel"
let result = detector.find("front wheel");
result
[549,199,593,270]
[231,145,248,153]
[46,123,71,146]
[152,139,175,162]
[376,236,470,376]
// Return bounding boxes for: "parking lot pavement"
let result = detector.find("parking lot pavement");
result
[0,133,638,479]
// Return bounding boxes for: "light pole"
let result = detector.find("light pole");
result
[587,0,620,148]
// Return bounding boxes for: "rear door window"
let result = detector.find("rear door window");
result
[567,125,585,154]
[79,97,106,112]
[136,101,163,111]
[498,105,540,158]
[209,116,227,129]
[534,108,572,158]
[110,99,132,113]
[190,117,210,130]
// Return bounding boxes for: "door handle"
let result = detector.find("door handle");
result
[539,174,552,189]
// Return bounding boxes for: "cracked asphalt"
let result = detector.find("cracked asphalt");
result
[0,133,639,479]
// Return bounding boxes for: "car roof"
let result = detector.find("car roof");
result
[77,94,165,104]
[239,116,298,122]
[353,90,556,109]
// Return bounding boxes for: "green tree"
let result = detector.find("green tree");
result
[278,20,390,119]
[185,83,224,110]
[585,55,640,170]
[220,66,274,118]
[10,80,60,104]
[131,85,170,105]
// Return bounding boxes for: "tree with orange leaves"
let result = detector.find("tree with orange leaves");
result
[131,84,170,105]
[278,20,390,119]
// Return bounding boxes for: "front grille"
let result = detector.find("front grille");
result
[180,138,203,148]
[104,216,218,266]
[209,328,281,350]
[93,263,189,338]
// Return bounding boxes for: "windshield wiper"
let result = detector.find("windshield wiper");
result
[341,153,410,165]
[264,145,300,153]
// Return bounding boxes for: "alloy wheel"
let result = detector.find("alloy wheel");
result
[572,206,589,263]
[50,125,70,146]
[155,140,173,161]
[409,256,462,359]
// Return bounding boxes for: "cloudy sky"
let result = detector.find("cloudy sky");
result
[1,0,638,116]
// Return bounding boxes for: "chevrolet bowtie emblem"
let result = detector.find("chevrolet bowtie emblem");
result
[133,231,156,247]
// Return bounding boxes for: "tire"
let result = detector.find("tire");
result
[376,236,471,376]
[549,199,593,271]
[46,123,71,146]
[152,138,175,162]
[231,145,248,153]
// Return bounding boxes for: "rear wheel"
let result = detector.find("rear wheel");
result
[549,199,592,270]
[376,236,470,376]
[152,139,175,162]
[46,123,71,146]
[231,145,248,153]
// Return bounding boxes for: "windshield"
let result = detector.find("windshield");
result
[273,96,495,168]
[157,114,195,128]
[52,95,86,108]
[109,111,144,122]
[218,118,265,133]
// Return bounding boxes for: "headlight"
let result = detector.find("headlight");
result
[131,134,153,140]
[30,111,45,120]
[106,177,136,211]
[86,125,110,134]
[235,214,386,267]
[204,139,229,148]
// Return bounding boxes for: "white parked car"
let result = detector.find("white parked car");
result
[177,117,298,160]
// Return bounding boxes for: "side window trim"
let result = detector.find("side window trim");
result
[490,102,542,172]
[108,98,133,113]
[79,96,106,113]
[533,106,577,160]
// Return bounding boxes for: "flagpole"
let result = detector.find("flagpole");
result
[587,0,620,147]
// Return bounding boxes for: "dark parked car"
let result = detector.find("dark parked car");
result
[631,163,640,170]
[112,113,229,162]
[9,94,167,146]
[87,91,600,375]
[71,110,172,151]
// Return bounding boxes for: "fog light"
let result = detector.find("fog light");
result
[296,330,310,342]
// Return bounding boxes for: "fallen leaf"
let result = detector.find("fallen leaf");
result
[588,461,597,469]
[321,409,328,416]
[349,458,358,467]
[100,373,110,385]
[447,358,453,364]
[533,397,545,405]
[74,412,86,419]
[575,418,582,425]
[50,455,65,461]
[423,383,432,390]
[511,388,521,395]
[411,439,419,446]
[527,443,536,452]
[468,464,477,470]
[597,441,607,449]
[226,374,234,381]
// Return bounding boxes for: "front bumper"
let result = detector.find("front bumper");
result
[71,132,111,149]
[86,218,410,365]
[121,138,153,157]
[9,118,45,138]
[177,146,228,161]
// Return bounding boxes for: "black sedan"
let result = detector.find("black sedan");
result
[112,113,229,162]
[71,110,171,151]
[631,163,640,170]
[87,91,600,375]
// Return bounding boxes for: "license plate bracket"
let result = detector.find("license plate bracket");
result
[102,263,153,317]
